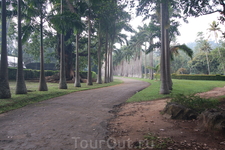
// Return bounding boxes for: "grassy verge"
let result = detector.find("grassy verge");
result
[125,77,225,103]
[0,79,123,113]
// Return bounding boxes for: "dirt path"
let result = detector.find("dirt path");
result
[0,77,149,150]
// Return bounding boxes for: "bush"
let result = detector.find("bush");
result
[171,74,225,81]
[79,71,97,79]
[170,94,219,113]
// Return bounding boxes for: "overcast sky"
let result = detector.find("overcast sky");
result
[126,12,224,45]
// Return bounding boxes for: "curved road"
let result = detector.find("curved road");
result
[0,77,149,150]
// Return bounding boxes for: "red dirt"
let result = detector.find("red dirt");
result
[108,87,225,150]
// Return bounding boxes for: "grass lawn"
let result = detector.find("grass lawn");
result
[126,77,225,103]
[0,79,123,113]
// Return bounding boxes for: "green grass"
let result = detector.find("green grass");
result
[0,79,123,113]
[126,77,225,103]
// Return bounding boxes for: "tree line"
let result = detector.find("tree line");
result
[0,0,132,98]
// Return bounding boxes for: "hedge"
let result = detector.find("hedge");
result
[8,67,58,80]
[171,74,225,81]
[8,68,97,80]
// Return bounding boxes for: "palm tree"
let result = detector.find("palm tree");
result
[196,32,212,75]
[38,1,48,91]
[0,0,11,98]
[208,21,225,74]
[16,0,27,94]
[59,0,67,89]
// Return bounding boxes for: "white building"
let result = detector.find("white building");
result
[0,55,26,68]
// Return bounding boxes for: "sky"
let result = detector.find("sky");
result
[126,12,224,45]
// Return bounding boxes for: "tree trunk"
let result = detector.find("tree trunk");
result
[164,0,172,90]
[165,29,172,90]
[144,43,147,78]
[74,34,81,87]
[107,45,110,82]
[160,1,170,94]
[39,11,48,91]
[87,10,93,86]
[139,45,143,78]
[104,32,108,83]
[149,38,154,80]
[97,27,102,84]
[110,39,114,82]
[16,0,27,94]
[0,0,11,98]
[59,0,67,89]
[65,30,75,80]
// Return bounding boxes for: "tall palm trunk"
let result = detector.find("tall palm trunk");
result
[110,38,114,82]
[87,10,93,85]
[107,45,110,82]
[139,45,143,78]
[16,0,27,94]
[149,36,154,80]
[97,26,102,84]
[39,11,48,91]
[59,0,67,89]
[0,0,11,98]
[74,34,81,87]
[164,0,172,90]
[144,43,147,79]
[104,32,108,83]
[160,0,170,94]
[165,29,172,90]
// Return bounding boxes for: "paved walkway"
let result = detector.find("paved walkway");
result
[0,77,149,150]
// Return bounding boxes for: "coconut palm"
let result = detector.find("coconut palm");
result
[208,21,225,74]
[0,0,11,98]
[16,0,27,94]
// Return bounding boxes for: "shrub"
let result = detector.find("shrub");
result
[170,93,219,113]
[171,74,225,81]
[79,71,97,79]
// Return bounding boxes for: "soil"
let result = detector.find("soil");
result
[108,86,225,150]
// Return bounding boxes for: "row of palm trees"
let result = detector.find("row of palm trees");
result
[113,0,193,94]
[0,0,132,99]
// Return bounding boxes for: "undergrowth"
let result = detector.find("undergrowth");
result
[133,133,174,149]
[170,94,219,113]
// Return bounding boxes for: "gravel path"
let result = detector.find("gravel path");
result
[0,77,149,150]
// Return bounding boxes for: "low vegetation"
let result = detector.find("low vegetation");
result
[0,79,123,113]
[126,77,225,102]
[133,133,173,149]
[170,94,219,113]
